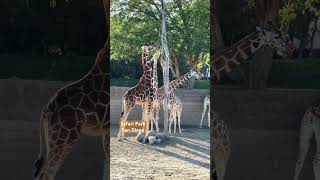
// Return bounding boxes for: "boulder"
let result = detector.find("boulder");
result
[148,136,156,145]
[143,130,156,143]
[155,139,162,145]
[156,133,169,141]
[136,132,145,142]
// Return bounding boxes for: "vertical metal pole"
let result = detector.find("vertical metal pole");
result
[160,0,170,134]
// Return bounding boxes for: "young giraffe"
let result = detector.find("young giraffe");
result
[294,98,320,180]
[153,70,197,132]
[210,23,288,180]
[33,47,109,180]
[168,94,182,134]
[118,45,159,140]
[200,94,210,128]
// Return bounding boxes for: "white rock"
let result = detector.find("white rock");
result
[143,130,156,143]
[148,136,156,145]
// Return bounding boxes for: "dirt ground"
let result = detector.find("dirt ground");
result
[110,125,210,180]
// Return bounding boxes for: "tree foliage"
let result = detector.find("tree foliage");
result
[110,0,209,77]
[279,0,320,34]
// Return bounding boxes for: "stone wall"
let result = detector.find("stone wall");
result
[110,86,208,127]
[0,79,319,129]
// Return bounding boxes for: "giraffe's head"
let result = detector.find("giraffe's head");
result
[141,44,159,65]
[256,21,288,53]
[190,70,197,77]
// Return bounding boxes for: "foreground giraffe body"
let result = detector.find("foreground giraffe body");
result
[34,48,109,180]
[210,24,287,180]
[294,99,320,180]
[200,94,210,128]
[153,70,197,132]
[118,45,158,140]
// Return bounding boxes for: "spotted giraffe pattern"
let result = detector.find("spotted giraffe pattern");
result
[294,98,320,180]
[153,70,197,132]
[210,25,287,180]
[118,45,158,140]
[211,110,230,180]
[34,47,109,180]
[168,94,182,134]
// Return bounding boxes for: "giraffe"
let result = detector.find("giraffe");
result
[294,98,320,180]
[210,22,288,180]
[152,70,197,132]
[118,45,159,140]
[33,47,109,180]
[168,94,182,134]
[200,94,210,128]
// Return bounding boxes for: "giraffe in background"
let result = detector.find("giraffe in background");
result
[152,70,197,132]
[34,47,109,180]
[168,94,182,134]
[118,45,159,140]
[294,98,320,180]
[200,94,210,128]
[210,22,288,180]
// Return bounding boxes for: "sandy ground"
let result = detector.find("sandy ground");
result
[110,125,210,180]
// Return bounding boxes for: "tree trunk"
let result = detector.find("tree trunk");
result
[170,52,181,78]
[249,46,273,89]
[187,76,196,90]
[248,0,278,89]
[309,17,319,56]
[210,0,224,52]
[298,13,311,58]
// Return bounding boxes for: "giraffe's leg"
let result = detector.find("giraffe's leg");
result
[102,134,110,180]
[200,101,207,128]
[35,122,81,180]
[294,109,314,180]
[173,110,177,134]
[155,105,160,132]
[168,111,172,134]
[213,148,227,180]
[178,107,182,134]
[312,112,320,180]
[118,114,129,141]
[151,110,154,131]
[143,106,151,132]
[118,100,134,141]
[208,104,210,128]
[152,109,160,132]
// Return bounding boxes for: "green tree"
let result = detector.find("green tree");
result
[111,0,209,78]
[280,0,320,57]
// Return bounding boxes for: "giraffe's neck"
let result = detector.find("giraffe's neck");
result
[158,71,193,100]
[76,55,108,91]
[211,31,263,82]
[152,54,158,90]
[140,48,154,84]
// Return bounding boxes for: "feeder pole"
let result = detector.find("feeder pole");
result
[160,0,170,134]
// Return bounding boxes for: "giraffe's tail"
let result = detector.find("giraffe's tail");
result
[211,168,218,180]
[33,113,46,178]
